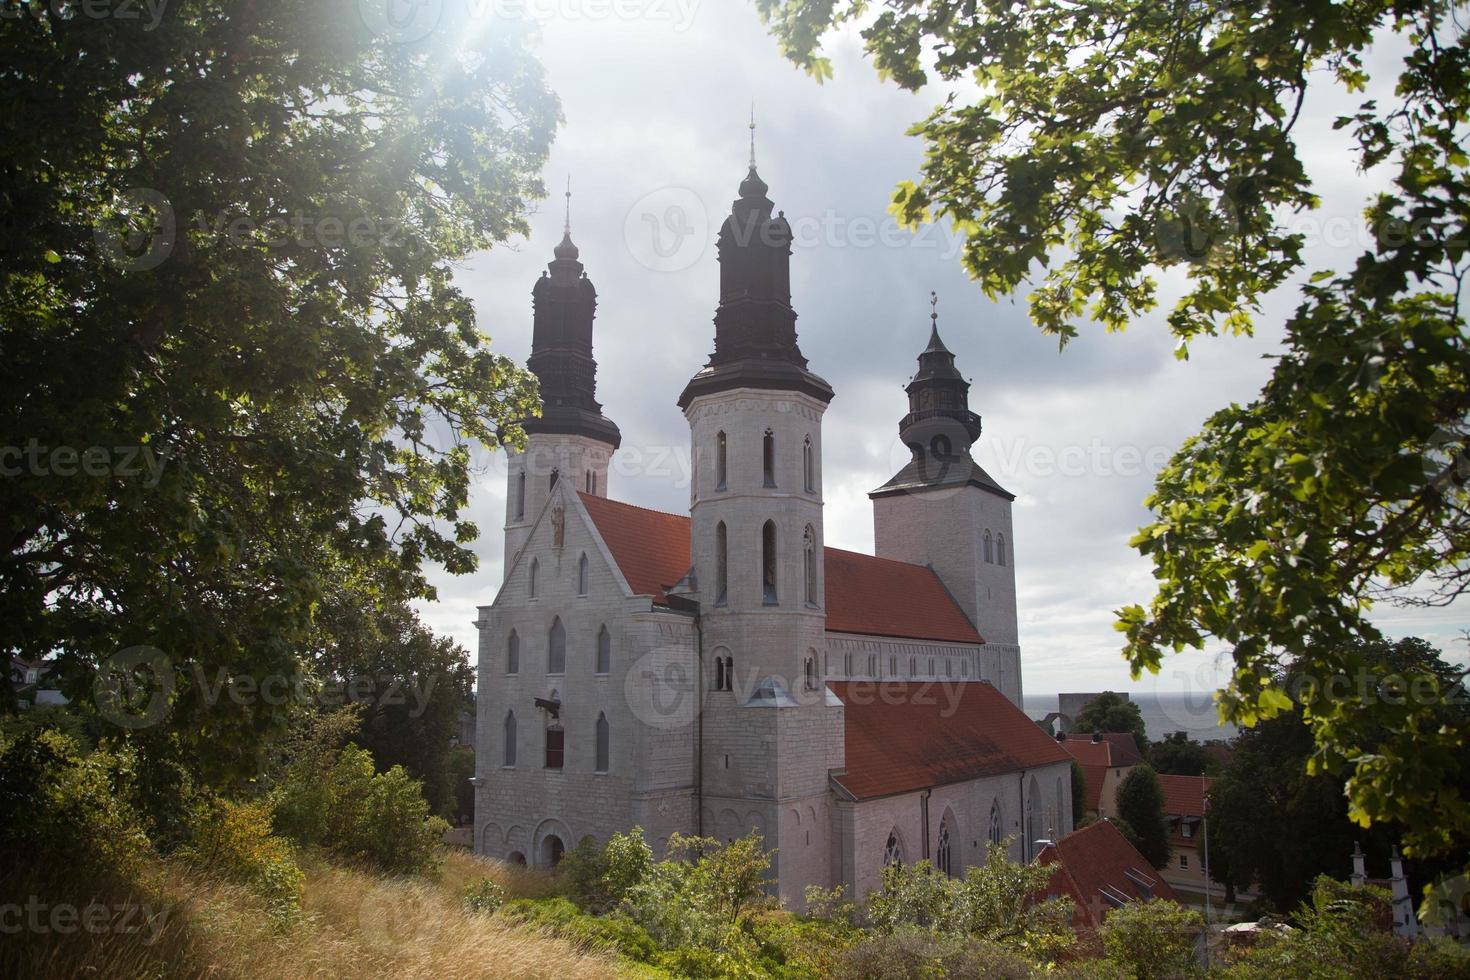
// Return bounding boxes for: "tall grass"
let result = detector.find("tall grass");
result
[1,848,622,979]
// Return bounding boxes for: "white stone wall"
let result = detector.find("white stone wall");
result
[503,433,614,573]
[838,759,1074,902]
[824,632,1022,706]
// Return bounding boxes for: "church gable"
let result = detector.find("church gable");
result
[495,484,633,608]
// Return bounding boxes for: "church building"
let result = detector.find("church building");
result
[474,153,1074,906]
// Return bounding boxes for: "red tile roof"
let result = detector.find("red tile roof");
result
[1061,733,1143,767]
[577,493,982,644]
[1037,820,1179,930]
[827,681,1072,800]
[1157,774,1212,819]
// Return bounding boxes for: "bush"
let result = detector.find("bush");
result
[1098,899,1201,979]
[561,827,654,912]
[501,896,659,963]
[463,876,506,915]
[838,930,1040,980]
[186,798,304,922]
[620,831,773,950]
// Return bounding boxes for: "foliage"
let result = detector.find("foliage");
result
[0,727,153,879]
[621,831,774,950]
[501,897,660,963]
[1098,900,1203,980]
[462,876,507,915]
[754,0,1470,877]
[0,0,555,787]
[1115,765,1172,869]
[863,845,1075,963]
[837,929,1041,980]
[449,744,476,826]
[1150,733,1217,777]
[185,798,304,922]
[1071,760,1089,823]
[562,827,656,913]
[804,883,857,924]
[1071,693,1149,752]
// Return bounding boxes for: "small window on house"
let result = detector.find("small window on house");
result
[507,630,520,674]
[762,429,776,487]
[1181,822,1193,839]
[577,553,589,596]
[761,520,778,604]
[596,625,611,675]
[503,711,517,767]
[716,431,728,490]
[595,712,610,773]
[803,525,817,606]
[984,529,993,564]
[803,436,814,492]
[715,522,728,605]
[1179,854,1189,870]
[548,617,566,674]
[997,533,1007,567]
[544,723,564,769]
[514,470,526,521]
[529,558,539,598]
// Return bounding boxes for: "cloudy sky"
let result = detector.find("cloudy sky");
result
[407,1,1466,699]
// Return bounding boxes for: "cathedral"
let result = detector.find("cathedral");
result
[473,154,1074,906]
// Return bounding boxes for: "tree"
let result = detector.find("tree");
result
[1,2,555,786]
[1115,765,1171,869]
[1149,732,1215,777]
[1071,692,1149,752]
[755,0,1470,878]
[1098,900,1203,980]
[1070,760,1088,825]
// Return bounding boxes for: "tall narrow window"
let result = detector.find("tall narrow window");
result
[549,468,559,491]
[713,652,733,692]
[503,711,517,767]
[984,530,993,564]
[937,816,953,876]
[803,436,814,492]
[545,723,564,769]
[529,558,539,598]
[577,553,589,596]
[761,520,778,604]
[803,525,817,606]
[590,471,597,495]
[988,803,1003,848]
[506,630,520,674]
[595,625,610,674]
[715,522,728,605]
[585,471,592,493]
[548,617,565,674]
[715,431,727,490]
[997,534,1007,567]
[803,655,816,692]
[762,429,776,487]
[514,470,526,521]
[884,829,904,867]
[595,713,609,772]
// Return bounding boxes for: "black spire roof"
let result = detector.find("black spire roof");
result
[524,196,620,448]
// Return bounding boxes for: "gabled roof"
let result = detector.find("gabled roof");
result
[1037,820,1179,930]
[577,492,982,644]
[1060,732,1144,767]
[1157,774,1212,819]
[827,681,1071,800]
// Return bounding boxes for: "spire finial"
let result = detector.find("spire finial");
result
[924,291,949,353]
[930,290,938,326]
[563,175,572,236]
[748,101,757,169]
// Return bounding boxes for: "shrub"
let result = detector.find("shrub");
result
[186,797,305,922]
[501,896,659,963]
[1098,899,1202,979]
[620,831,773,950]
[463,876,506,915]
[838,930,1040,980]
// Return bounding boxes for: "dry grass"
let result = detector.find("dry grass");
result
[2,848,627,980]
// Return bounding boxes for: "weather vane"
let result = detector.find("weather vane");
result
[931,290,939,325]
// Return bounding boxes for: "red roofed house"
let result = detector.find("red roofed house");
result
[1059,732,1143,820]
[1038,820,1180,932]
[473,156,1071,907]
[1157,774,1215,897]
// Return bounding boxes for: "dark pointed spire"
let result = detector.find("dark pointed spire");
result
[527,215,620,449]
[679,122,832,409]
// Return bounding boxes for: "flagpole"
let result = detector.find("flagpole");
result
[1202,789,1212,971]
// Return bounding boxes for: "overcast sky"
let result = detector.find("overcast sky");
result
[407,1,1467,699]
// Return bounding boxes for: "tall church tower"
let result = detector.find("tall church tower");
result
[504,191,620,574]
[677,140,842,903]
[870,299,1023,704]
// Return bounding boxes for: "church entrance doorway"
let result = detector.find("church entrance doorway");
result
[540,834,565,867]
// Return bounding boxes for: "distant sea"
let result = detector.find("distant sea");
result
[1024,692,1238,744]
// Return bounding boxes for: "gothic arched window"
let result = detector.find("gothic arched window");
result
[997,533,1007,567]
[803,525,817,606]
[803,654,817,692]
[937,815,954,877]
[884,829,904,867]
[503,711,517,767]
[548,617,566,674]
[983,529,993,564]
[514,470,526,521]
[988,802,1003,849]
[713,651,734,692]
[577,553,589,595]
[803,436,814,492]
[549,468,559,492]
[715,522,729,604]
[761,520,778,604]
[763,429,776,487]
[544,722,564,770]
[716,430,728,490]
[529,558,539,598]
[506,630,520,674]
[595,625,611,675]
[595,712,610,773]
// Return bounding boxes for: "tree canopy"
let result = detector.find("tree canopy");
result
[1,2,556,784]
[755,0,1470,880]
[1070,691,1148,751]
